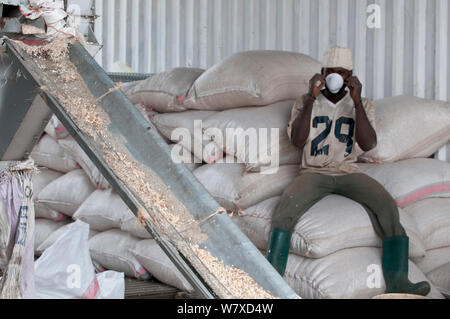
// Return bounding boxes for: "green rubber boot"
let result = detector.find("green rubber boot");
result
[266,228,292,276]
[382,235,431,296]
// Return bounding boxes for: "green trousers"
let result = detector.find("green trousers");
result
[272,172,406,239]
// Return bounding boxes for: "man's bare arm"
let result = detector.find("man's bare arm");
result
[346,76,377,152]
[291,73,326,148]
[354,100,377,152]
[290,96,315,148]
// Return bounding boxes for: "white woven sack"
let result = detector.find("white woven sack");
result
[360,95,450,163]
[151,110,223,164]
[34,218,71,254]
[426,262,450,294]
[36,222,99,256]
[284,247,444,299]
[233,195,425,258]
[44,115,69,140]
[184,50,321,110]
[125,67,204,112]
[411,246,450,275]
[193,162,299,211]
[37,169,95,216]
[120,216,152,239]
[33,168,65,221]
[169,144,202,172]
[202,100,301,172]
[73,189,133,232]
[58,137,110,189]
[131,239,194,292]
[358,158,450,207]
[30,134,77,173]
[403,198,450,250]
[89,229,151,280]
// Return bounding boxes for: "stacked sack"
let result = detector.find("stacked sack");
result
[31,115,106,256]
[406,198,450,296]
[360,96,450,297]
[125,50,450,299]
[127,51,318,168]
[32,115,194,293]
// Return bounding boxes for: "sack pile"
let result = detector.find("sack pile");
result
[126,51,319,170]
[31,115,194,293]
[123,50,450,299]
[35,220,125,299]
[32,50,450,298]
[225,158,449,298]
[405,198,450,295]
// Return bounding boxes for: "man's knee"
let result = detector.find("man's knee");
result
[273,173,330,231]
[344,173,396,202]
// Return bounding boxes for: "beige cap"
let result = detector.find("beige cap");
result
[322,46,354,71]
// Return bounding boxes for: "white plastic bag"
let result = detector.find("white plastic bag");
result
[95,271,125,299]
[34,220,124,299]
[36,222,98,256]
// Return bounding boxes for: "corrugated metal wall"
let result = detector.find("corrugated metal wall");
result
[93,0,450,160]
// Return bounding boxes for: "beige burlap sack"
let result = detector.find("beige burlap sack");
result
[169,144,202,172]
[125,67,204,112]
[151,110,223,163]
[185,50,321,110]
[426,262,450,294]
[202,100,301,172]
[403,198,450,250]
[36,222,98,256]
[34,218,71,254]
[58,136,110,190]
[120,216,152,239]
[358,158,450,208]
[38,169,95,217]
[232,195,425,258]
[89,229,151,280]
[360,95,450,163]
[33,168,64,221]
[30,135,77,173]
[131,239,194,292]
[411,246,450,275]
[73,189,133,231]
[193,161,299,211]
[44,115,69,140]
[284,247,444,299]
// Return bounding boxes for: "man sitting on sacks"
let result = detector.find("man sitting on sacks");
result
[266,46,431,296]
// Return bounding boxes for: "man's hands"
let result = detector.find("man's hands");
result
[308,74,326,98]
[345,76,362,105]
[308,73,363,106]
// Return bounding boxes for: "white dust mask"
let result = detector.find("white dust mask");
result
[325,73,344,94]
